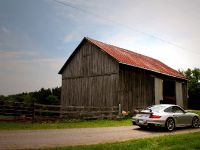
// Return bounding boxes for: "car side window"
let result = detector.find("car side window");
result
[172,106,184,113]
[164,107,173,113]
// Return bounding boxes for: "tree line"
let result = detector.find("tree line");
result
[0,87,61,105]
[180,68,200,109]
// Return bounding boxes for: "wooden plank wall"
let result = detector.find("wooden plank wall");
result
[118,65,155,112]
[182,82,188,109]
[61,42,119,108]
[62,41,118,78]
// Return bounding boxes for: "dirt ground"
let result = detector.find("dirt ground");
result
[0,126,200,150]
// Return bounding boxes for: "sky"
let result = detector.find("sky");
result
[0,0,200,95]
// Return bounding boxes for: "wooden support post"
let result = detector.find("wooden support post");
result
[32,101,35,123]
[118,104,122,115]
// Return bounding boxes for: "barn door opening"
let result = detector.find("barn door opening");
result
[163,80,176,104]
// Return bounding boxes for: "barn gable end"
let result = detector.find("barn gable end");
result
[60,39,119,108]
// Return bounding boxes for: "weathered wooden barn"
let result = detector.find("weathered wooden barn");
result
[59,37,187,118]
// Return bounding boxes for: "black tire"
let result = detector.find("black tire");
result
[139,125,147,129]
[192,116,199,128]
[165,118,175,131]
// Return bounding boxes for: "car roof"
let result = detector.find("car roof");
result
[156,104,175,107]
[149,104,181,110]
[152,104,178,107]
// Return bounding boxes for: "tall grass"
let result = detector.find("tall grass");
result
[187,110,200,116]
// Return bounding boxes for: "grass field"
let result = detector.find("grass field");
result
[43,132,200,150]
[187,110,200,116]
[0,110,199,130]
[0,119,131,130]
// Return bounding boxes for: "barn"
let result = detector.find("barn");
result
[59,37,187,118]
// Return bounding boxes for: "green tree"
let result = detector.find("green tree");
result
[182,68,200,109]
[46,95,59,105]
[1,87,61,105]
[52,87,61,100]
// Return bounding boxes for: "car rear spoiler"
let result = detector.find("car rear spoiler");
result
[133,109,153,114]
[138,112,153,114]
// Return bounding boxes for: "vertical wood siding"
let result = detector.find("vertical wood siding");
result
[62,42,118,78]
[182,82,188,109]
[118,65,155,112]
[61,42,119,108]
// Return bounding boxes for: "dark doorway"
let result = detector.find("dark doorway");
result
[163,80,176,104]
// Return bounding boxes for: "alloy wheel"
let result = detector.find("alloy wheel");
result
[166,118,175,131]
[192,117,199,128]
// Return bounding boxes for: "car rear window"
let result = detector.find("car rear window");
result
[142,105,166,113]
[164,107,173,113]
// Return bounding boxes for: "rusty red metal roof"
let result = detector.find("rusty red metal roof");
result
[86,37,186,80]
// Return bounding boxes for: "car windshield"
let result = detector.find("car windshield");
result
[142,105,167,113]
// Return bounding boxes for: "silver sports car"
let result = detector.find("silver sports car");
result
[132,104,200,131]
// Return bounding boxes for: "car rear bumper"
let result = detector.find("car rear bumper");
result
[132,118,166,127]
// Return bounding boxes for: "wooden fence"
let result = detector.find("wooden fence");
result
[61,105,119,119]
[0,101,33,121]
[0,100,119,121]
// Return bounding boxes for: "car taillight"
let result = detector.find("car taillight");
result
[149,114,161,118]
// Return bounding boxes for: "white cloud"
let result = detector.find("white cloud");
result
[0,48,65,95]
[101,31,200,70]
[0,56,64,95]
[0,27,42,54]
[63,32,80,43]
[1,27,10,33]
[103,33,142,51]
[0,50,37,58]
[33,58,66,70]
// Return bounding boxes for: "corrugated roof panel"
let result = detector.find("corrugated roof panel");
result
[86,37,186,80]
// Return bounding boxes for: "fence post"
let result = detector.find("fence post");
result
[13,101,17,121]
[60,105,63,118]
[118,104,122,115]
[32,101,35,123]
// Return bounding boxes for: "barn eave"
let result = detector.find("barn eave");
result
[118,62,188,81]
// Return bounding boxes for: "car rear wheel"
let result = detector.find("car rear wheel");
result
[192,116,199,128]
[165,118,175,131]
[139,125,147,129]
